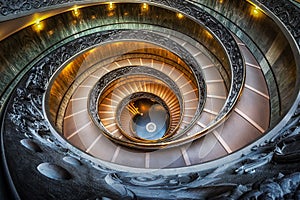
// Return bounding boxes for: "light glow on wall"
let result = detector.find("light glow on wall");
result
[108,2,115,11]
[32,19,44,32]
[72,6,80,17]
[141,3,149,11]
[176,13,184,19]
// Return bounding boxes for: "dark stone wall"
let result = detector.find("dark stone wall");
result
[1,0,298,124]
[0,3,230,111]
[193,0,298,119]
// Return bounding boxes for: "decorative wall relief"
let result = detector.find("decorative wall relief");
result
[0,1,299,199]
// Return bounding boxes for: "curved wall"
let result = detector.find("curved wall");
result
[0,0,299,199]
[1,0,299,123]
[189,0,299,124]
[0,2,230,111]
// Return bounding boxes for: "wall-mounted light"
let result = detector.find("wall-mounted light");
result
[141,3,149,11]
[89,48,96,53]
[108,2,115,11]
[32,19,44,32]
[72,6,80,17]
[251,5,261,17]
[246,0,262,17]
[107,2,116,17]
[176,13,184,19]
[204,30,213,39]
[253,6,259,15]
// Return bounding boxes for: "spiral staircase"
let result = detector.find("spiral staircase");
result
[0,0,299,199]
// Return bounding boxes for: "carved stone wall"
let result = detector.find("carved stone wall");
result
[0,0,299,199]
